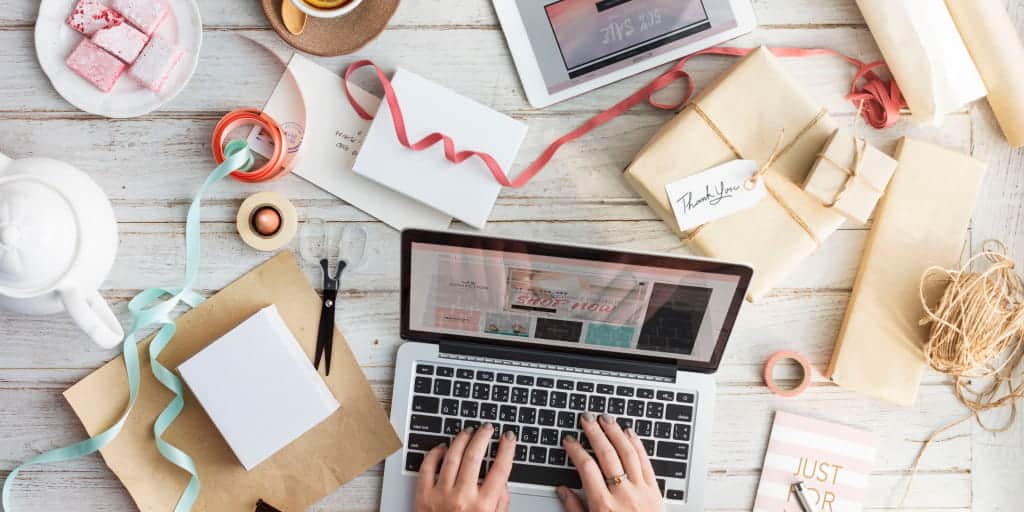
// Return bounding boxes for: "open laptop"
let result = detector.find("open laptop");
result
[381,230,752,511]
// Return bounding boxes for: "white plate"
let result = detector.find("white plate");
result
[35,0,202,118]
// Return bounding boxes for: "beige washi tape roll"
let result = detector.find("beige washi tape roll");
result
[236,191,298,251]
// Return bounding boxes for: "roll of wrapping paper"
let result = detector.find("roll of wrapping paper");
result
[946,0,1024,148]
[856,0,987,126]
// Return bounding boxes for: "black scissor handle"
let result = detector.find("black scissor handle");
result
[319,258,347,291]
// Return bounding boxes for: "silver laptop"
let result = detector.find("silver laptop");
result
[381,229,752,511]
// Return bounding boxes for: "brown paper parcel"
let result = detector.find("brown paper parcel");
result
[803,130,898,224]
[63,252,401,511]
[624,47,844,301]
[827,138,986,406]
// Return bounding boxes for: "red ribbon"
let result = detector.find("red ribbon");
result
[342,47,906,190]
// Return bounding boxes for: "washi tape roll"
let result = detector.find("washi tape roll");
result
[763,350,813,397]
[236,192,298,252]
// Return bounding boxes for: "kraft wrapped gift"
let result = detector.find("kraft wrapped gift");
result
[803,130,898,224]
[827,138,986,406]
[624,47,843,300]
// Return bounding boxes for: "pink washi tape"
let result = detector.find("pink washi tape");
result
[763,351,813,397]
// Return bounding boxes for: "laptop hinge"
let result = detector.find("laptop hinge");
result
[439,341,676,383]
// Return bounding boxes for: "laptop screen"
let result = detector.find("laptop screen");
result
[401,230,751,370]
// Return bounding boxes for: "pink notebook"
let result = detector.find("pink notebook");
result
[753,412,880,512]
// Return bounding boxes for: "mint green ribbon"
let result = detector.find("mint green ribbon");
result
[2,141,254,512]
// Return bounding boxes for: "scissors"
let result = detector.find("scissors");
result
[302,221,367,376]
[314,258,346,375]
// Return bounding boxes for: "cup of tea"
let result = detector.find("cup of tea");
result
[289,0,363,18]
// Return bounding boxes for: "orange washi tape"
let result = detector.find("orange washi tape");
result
[211,108,288,183]
[763,351,812,397]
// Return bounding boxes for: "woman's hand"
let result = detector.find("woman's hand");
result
[415,423,517,512]
[557,413,666,512]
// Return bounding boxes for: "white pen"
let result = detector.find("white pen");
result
[792,481,814,512]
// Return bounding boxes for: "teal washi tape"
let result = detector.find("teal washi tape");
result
[2,141,253,512]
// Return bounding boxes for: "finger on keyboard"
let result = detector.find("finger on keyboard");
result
[417,444,447,492]
[440,428,474,487]
[483,429,517,496]
[562,434,609,501]
[458,423,493,486]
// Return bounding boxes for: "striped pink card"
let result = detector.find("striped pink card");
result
[753,411,880,512]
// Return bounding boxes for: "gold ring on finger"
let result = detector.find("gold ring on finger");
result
[604,472,629,486]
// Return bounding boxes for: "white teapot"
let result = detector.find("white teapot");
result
[0,151,123,348]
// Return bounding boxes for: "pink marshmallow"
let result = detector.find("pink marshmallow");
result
[91,22,148,63]
[66,39,126,92]
[66,0,124,36]
[129,36,183,92]
[110,0,169,36]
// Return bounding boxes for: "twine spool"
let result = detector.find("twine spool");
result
[901,241,1024,506]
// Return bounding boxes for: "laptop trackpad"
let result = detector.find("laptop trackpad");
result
[509,488,564,512]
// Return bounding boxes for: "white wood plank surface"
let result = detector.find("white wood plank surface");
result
[1,0,1022,510]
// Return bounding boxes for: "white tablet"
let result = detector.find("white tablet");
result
[494,0,757,108]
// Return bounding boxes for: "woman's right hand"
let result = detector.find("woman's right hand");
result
[556,412,666,512]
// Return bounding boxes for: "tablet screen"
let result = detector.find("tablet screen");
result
[514,0,740,94]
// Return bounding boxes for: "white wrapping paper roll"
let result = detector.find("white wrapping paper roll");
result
[856,0,987,125]
[946,0,1024,148]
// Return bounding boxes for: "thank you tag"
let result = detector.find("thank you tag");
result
[665,159,766,232]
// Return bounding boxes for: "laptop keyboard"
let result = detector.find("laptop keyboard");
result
[403,362,694,502]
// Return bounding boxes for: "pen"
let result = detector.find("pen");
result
[792,481,814,512]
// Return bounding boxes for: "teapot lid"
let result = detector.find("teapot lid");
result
[0,176,79,295]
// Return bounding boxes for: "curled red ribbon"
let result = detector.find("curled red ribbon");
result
[343,46,906,190]
[211,108,288,183]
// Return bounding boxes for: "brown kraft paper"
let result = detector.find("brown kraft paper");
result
[624,47,843,301]
[946,0,1024,148]
[827,138,986,406]
[63,252,402,511]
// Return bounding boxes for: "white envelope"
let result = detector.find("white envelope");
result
[255,55,451,231]
[353,68,529,229]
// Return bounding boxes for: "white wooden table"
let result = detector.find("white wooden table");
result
[2,1,1023,510]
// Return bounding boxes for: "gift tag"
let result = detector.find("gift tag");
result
[665,159,766,232]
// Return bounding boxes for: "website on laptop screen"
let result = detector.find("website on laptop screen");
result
[408,242,742,363]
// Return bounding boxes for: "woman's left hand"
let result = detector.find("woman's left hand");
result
[415,423,517,512]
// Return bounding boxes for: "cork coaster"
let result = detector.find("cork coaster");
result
[261,0,400,57]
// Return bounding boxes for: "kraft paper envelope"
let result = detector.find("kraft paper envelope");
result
[827,138,986,406]
[625,47,843,301]
[64,252,401,511]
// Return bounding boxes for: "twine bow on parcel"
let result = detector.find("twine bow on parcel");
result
[682,105,828,245]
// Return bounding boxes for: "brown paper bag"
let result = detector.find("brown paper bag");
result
[624,47,843,300]
[64,252,401,511]
[803,130,898,224]
[826,138,986,406]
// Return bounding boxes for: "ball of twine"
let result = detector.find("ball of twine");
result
[919,241,1024,425]
[902,241,1024,507]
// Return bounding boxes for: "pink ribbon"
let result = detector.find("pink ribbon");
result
[343,47,906,190]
